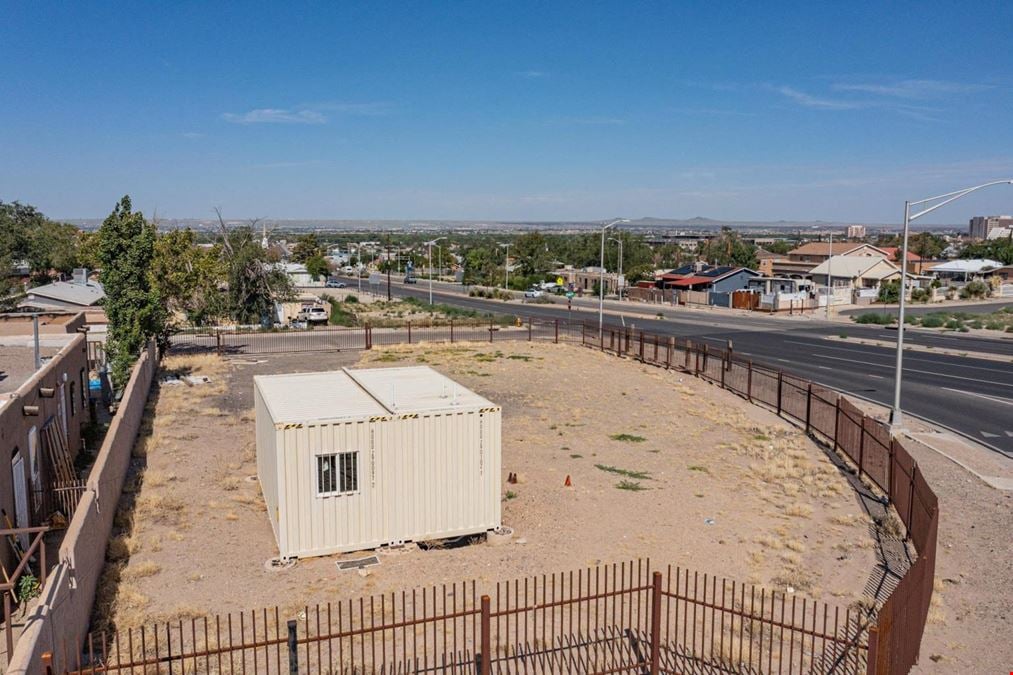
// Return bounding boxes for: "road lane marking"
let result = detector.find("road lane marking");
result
[941,387,1013,407]
[812,354,1013,388]
[785,339,1013,372]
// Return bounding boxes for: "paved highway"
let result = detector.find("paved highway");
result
[328,277,1013,456]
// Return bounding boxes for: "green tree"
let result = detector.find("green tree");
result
[961,237,1013,265]
[76,230,104,270]
[150,228,225,327]
[0,201,82,281]
[98,196,165,388]
[698,228,758,268]
[291,233,324,263]
[305,253,331,280]
[766,240,794,255]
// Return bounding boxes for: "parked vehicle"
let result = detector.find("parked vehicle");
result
[524,288,543,299]
[297,306,329,323]
[325,278,346,288]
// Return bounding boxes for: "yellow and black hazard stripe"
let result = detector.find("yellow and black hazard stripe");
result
[275,422,305,430]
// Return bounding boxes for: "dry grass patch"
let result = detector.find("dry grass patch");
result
[122,561,162,580]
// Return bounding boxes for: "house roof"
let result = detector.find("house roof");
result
[668,275,712,287]
[929,259,1004,273]
[809,256,899,280]
[877,247,921,262]
[20,280,104,307]
[255,366,495,424]
[788,242,884,257]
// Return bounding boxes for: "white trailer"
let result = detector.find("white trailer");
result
[254,366,502,559]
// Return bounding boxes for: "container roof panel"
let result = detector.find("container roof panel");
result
[255,366,495,424]
[255,371,387,423]
[346,366,494,414]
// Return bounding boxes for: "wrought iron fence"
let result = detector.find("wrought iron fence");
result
[54,560,865,674]
[88,316,938,675]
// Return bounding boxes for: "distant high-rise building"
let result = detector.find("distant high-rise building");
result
[846,225,867,239]
[969,215,1013,239]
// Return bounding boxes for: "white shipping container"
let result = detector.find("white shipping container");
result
[254,366,502,559]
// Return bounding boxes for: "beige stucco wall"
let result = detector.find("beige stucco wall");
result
[7,342,157,674]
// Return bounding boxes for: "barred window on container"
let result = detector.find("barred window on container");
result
[317,452,358,496]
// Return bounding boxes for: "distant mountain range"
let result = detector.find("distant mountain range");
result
[66,216,960,233]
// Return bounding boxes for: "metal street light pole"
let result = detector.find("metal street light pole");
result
[890,179,1013,430]
[825,230,833,320]
[608,236,624,300]
[498,243,512,291]
[426,237,446,306]
[599,219,629,342]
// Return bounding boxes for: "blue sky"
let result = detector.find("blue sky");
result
[2,1,1012,223]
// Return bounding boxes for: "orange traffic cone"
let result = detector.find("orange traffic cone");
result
[564,475,572,487]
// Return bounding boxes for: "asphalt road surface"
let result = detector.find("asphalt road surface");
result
[328,277,1013,457]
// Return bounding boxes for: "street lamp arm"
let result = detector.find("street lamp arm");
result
[909,179,1013,218]
[890,177,1013,431]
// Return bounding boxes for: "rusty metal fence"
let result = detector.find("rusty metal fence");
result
[53,560,867,674]
[584,325,940,675]
[71,317,939,674]
[167,317,581,356]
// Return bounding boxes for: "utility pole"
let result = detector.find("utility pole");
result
[825,230,833,320]
[385,244,393,301]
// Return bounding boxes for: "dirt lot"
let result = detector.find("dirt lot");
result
[94,341,881,633]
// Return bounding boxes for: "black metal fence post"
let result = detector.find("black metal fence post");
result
[805,383,813,434]
[288,619,299,674]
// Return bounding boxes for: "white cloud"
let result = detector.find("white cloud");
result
[832,79,993,99]
[775,86,866,110]
[516,70,549,79]
[222,108,326,124]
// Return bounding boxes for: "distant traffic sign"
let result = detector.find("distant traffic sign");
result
[556,276,565,286]
[565,291,575,298]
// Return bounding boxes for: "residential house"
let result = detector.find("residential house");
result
[659,264,760,307]
[747,277,817,312]
[877,247,932,274]
[808,256,902,305]
[0,328,90,581]
[928,259,1003,283]
[770,242,890,278]
[279,262,323,287]
[554,266,624,296]
[18,269,105,313]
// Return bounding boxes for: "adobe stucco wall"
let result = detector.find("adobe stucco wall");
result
[0,312,86,336]
[7,342,157,674]
[0,333,89,577]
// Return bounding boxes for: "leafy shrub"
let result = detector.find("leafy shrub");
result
[959,280,990,299]
[344,294,358,304]
[877,280,900,304]
[920,314,946,328]
[944,318,961,330]
[17,573,40,602]
[853,313,894,325]
[910,288,930,303]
